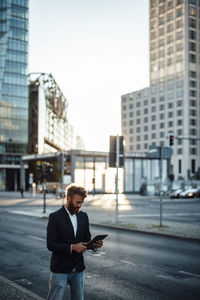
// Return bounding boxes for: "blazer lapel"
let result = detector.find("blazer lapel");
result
[62,206,75,238]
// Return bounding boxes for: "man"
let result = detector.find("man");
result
[47,184,103,300]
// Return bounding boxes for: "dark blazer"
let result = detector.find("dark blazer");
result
[47,206,91,273]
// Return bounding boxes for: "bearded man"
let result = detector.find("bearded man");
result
[47,184,102,300]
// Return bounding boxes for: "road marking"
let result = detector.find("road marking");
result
[120,260,136,267]
[156,274,170,279]
[179,271,200,278]
[27,235,45,242]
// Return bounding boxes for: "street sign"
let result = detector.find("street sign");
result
[147,146,172,159]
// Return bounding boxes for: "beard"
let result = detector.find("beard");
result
[68,200,80,215]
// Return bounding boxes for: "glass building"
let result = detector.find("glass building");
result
[0,0,29,190]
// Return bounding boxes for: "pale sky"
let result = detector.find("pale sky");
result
[29,0,149,151]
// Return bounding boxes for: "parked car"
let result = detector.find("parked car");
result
[187,188,200,198]
[170,189,184,198]
[180,189,192,198]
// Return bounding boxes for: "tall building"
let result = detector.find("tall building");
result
[29,73,75,154]
[0,0,29,190]
[121,0,200,180]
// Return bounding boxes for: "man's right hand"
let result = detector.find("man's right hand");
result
[72,243,87,253]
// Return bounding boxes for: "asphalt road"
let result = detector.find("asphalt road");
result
[0,211,200,299]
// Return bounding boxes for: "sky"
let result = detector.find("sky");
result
[29,0,149,152]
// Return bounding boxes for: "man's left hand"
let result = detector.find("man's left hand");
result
[93,240,103,249]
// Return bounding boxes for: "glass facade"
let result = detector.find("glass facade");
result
[0,0,29,190]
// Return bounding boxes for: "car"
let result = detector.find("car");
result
[180,189,192,198]
[170,189,184,198]
[187,188,200,198]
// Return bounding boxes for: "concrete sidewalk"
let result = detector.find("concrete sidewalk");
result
[0,275,45,300]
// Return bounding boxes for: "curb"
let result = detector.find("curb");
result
[90,222,200,242]
[0,274,45,300]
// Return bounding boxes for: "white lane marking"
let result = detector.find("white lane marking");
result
[156,274,170,279]
[119,213,200,217]
[27,235,45,242]
[120,260,136,267]
[179,271,200,278]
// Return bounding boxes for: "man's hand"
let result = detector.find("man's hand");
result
[72,243,87,253]
[93,240,103,250]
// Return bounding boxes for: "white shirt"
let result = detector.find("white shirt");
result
[64,205,77,237]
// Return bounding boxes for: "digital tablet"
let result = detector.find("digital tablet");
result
[86,234,108,250]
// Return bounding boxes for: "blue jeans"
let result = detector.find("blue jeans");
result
[47,269,84,300]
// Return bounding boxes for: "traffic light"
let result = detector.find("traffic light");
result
[169,134,174,146]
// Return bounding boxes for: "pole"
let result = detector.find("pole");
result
[115,135,120,224]
[61,152,64,205]
[159,145,163,227]
[43,164,46,213]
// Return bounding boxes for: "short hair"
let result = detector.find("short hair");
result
[66,184,87,200]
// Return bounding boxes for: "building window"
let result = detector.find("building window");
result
[136,119,141,124]
[189,54,196,63]
[152,106,156,112]
[177,129,182,135]
[160,104,164,110]
[190,119,196,125]
[178,139,182,145]
[189,6,197,16]
[176,43,183,51]
[177,110,182,116]
[190,71,196,78]
[152,133,156,139]
[177,119,182,126]
[144,134,148,140]
[169,121,173,127]
[190,80,196,88]
[129,128,133,134]
[178,160,182,174]
[189,0,196,4]
[137,136,140,142]
[176,0,182,5]
[159,17,164,25]
[152,115,156,121]
[176,31,182,40]
[190,99,196,107]
[129,120,133,126]
[122,105,126,111]
[189,19,196,28]
[176,19,182,28]
[189,42,196,52]
[137,145,140,150]
[152,124,156,130]
[160,113,164,119]
[144,108,148,114]
[191,159,195,173]
[189,30,196,40]
[168,102,173,109]
[177,100,182,106]
[160,122,164,128]
[177,148,182,155]
[160,132,164,138]
[136,128,140,133]
[190,90,196,97]
[190,148,196,155]
[144,117,148,123]
[129,103,133,109]
[167,12,173,22]
[190,128,197,135]
[176,8,182,17]
[190,109,196,116]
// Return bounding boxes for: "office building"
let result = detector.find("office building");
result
[29,73,75,154]
[0,0,29,190]
[121,0,200,179]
